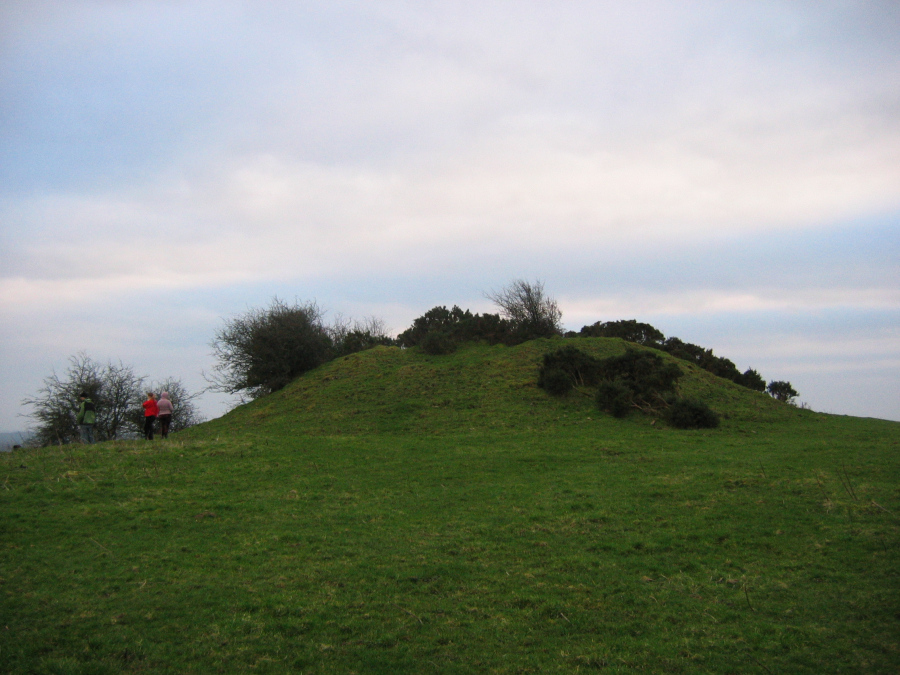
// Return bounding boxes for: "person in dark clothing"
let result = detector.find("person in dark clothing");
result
[142,392,158,440]
[77,392,96,444]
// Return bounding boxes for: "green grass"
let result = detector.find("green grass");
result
[2,340,898,673]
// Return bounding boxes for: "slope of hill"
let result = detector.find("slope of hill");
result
[194,337,799,440]
[2,338,898,674]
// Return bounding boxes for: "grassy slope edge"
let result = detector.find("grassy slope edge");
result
[2,339,898,674]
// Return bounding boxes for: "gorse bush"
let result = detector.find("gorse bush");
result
[539,346,697,424]
[665,398,721,429]
[398,305,513,353]
[573,319,767,393]
[594,350,682,416]
[538,345,604,389]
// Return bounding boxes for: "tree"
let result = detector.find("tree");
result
[485,279,562,340]
[147,377,206,432]
[207,297,333,400]
[22,353,145,445]
[767,380,798,403]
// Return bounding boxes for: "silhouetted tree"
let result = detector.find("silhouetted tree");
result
[767,380,798,403]
[23,353,145,445]
[485,279,562,340]
[207,297,332,400]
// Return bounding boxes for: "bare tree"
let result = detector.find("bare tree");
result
[148,377,206,432]
[485,279,563,339]
[22,353,145,445]
[328,314,394,357]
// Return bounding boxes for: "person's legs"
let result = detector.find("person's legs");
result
[144,416,155,440]
[79,424,93,444]
[159,415,171,439]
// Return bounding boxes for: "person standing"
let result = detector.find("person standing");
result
[76,392,96,444]
[157,391,174,439]
[142,392,158,440]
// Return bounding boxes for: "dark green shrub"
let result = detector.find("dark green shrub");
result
[596,380,632,417]
[420,331,457,355]
[578,319,663,346]
[596,350,682,403]
[538,367,574,396]
[737,368,766,392]
[398,305,513,351]
[767,380,798,403]
[665,399,720,429]
[539,346,603,390]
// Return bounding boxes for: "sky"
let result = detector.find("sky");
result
[1,0,898,431]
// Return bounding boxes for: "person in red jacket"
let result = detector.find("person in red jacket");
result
[142,392,158,440]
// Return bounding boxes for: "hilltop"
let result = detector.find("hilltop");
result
[2,338,898,674]
[193,337,800,440]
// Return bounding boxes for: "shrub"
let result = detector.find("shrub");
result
[538,367,574,396]
[397,306,513,352]
[538,346,603,391]
[578,319,664,346]
[420,331,457,356]
[595,380,632,418]
[665,399,720,429]
[767,380,798,403]
[207,297,332,399]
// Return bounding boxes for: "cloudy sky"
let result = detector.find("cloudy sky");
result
[2,0,898,430]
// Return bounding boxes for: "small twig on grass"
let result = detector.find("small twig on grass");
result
[758,462,768,480]
[753,657,774,675]
[395,604,423,624]
[742,583,754,612]
[559,612,571,623]
[839,463,858,501]
[870,500,891,514]
[89,538,113,556]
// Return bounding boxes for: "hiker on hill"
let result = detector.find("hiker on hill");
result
[76,392,96,444]
[157,391,174,439]
[142,392,158,440]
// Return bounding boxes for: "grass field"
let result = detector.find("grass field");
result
[2,340,898,673]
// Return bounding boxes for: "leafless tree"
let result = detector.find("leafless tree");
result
[148,377,206,432]
[22,353,145,445]
[485,279,563,339]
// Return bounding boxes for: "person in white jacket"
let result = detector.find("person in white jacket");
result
[157,391,174,439]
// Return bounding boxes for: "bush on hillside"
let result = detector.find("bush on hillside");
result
[537,367,575,396]
[398,305,513,353]
[538,345,603,390]
[665,398,720,429]
[593,350,682,416]
[595,380,633,418]
[767,380,798,403]
[736,368,766,392]
[207,297,332,400]
[577,319,664,346]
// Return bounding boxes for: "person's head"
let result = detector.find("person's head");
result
[147,392,156,400]
[79,392,88,399]
[161,392,170,400]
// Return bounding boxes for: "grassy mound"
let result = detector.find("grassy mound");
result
[2,339,898,674]
[195,338,796,440]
